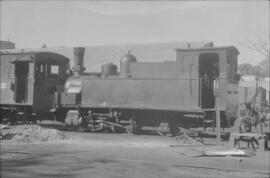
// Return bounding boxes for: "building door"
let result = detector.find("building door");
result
[199,53,219,109]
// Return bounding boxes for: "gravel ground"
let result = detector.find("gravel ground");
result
[0,124,67,143]
[1,124,270,178]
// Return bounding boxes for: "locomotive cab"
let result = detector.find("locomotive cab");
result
[33,52,70,116]
[10,53,69,104]
[177,46,240,127]
[0,50,69,122]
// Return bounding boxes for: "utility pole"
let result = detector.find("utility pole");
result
[214,79,221,145]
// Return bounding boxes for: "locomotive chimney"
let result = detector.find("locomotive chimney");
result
[72,47,85,76]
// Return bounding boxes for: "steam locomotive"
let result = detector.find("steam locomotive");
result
[0,44,242,135]
[52,46,241,135]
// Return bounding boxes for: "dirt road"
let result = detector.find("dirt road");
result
[1,131,270,178]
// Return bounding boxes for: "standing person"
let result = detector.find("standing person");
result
[230,105,247,148]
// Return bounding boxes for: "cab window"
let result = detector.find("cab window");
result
[35,64,60,79]
[49,65,59,78]
[51,65,59,74]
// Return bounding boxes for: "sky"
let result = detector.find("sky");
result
[0,1,269,64]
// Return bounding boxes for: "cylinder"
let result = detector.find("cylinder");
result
[73,47,85,75]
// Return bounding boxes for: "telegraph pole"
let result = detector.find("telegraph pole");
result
[214,79,221,145]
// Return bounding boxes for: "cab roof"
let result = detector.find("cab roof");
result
[0,49,70,63]
[176,46,239,55]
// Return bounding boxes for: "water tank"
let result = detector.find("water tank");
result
[120,51,137,77]
[101,63,117,77]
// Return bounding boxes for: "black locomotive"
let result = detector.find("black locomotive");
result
[0,44,242,135]
[52,45,241,135]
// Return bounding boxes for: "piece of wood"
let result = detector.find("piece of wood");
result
[203,149,248,157]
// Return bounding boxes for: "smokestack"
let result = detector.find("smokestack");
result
[72,47,85,76]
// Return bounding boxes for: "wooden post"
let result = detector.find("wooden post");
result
[214,79,221,145]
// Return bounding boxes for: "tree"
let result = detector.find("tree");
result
[244,25,269,58]
[240,25,269,78]
[238,63,255,75]
[238,59,268,77]
[258,58,269,76]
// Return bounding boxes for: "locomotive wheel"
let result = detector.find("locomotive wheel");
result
[126,119,140,134]
[102,127,113,133]
[78,126,86,132]
[157,130,170,136]
[110,126,124,133]
[157,121,171,136]
[114,127,125,133]
[169,120,180,137]
[126,124,137,134]
[77,117,87,132]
